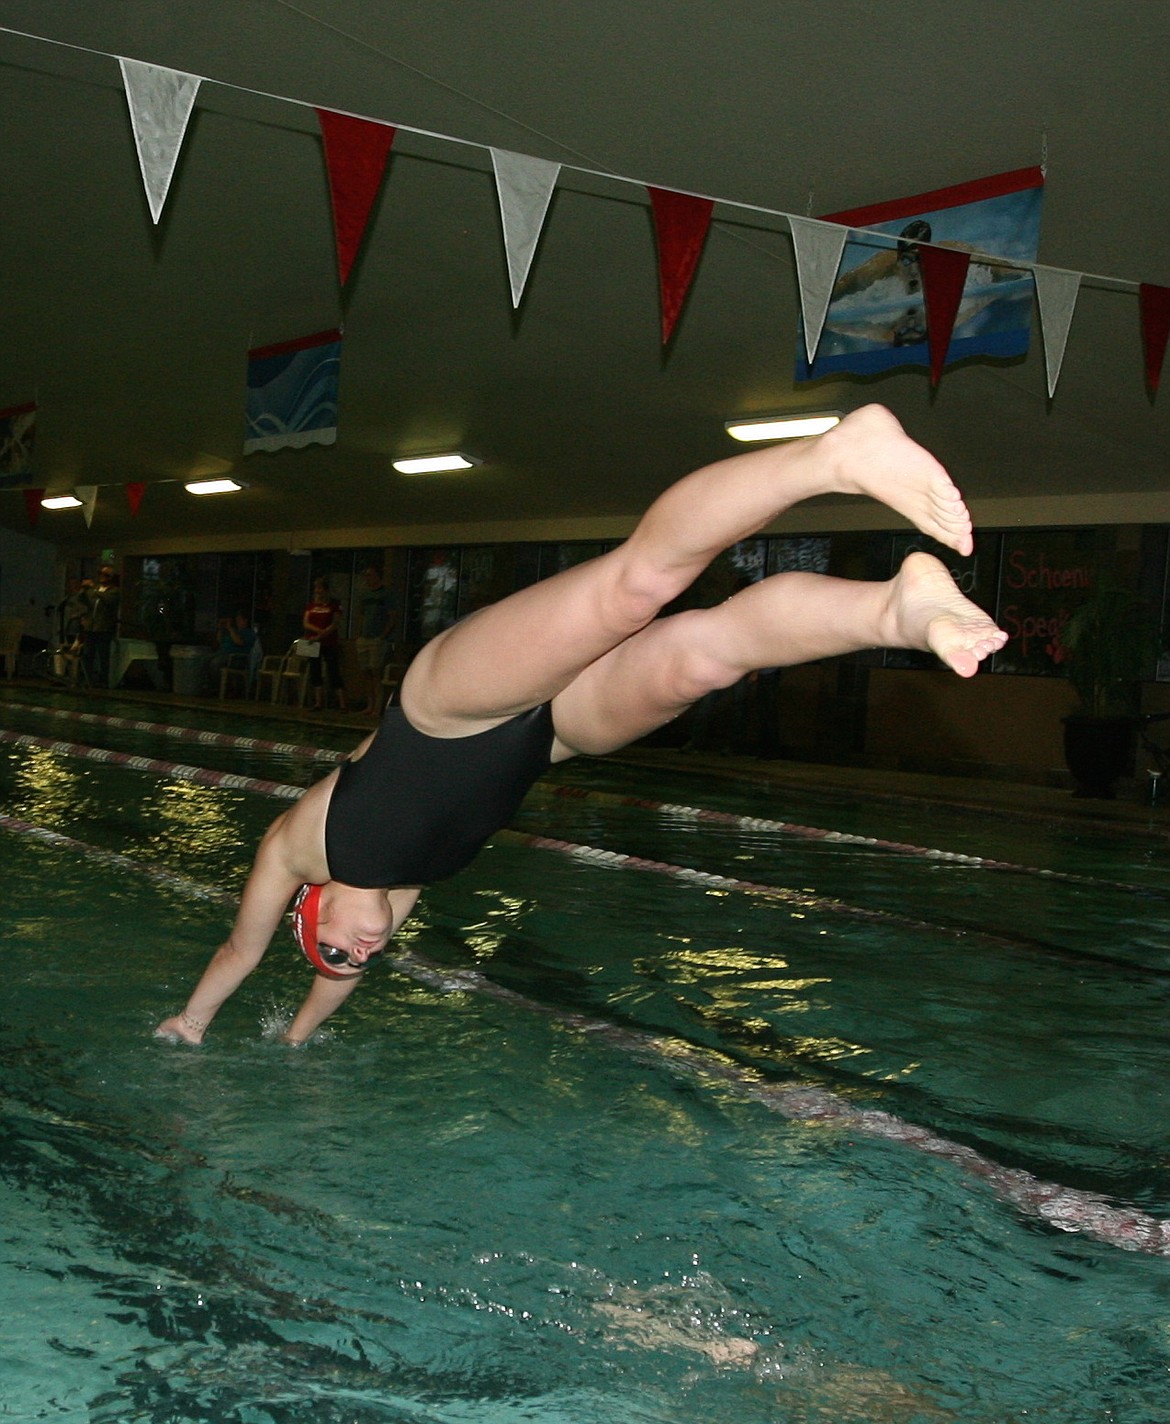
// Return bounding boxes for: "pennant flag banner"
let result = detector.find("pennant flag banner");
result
[490,148,561,308]
[797,166,1044,381]
[119,58,201,224]
[918,242,972,387]
[125,481,147,516]
[0,402,37,488]
[1033,266,1082,397]
[75,484,99,527]
[790,216,849,365]
[316,108,397,286]
[648,187,714,344]
[244,328,343,455]
[1139,283,1170,396]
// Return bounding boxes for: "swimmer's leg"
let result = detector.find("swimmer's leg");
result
[404,406,975,735]
[551,553,1005,756]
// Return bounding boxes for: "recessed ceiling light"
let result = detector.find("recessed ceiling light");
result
[392,453,480,474]
[724,412,843,442]
[40,494,83,509]
[185,478,243,495]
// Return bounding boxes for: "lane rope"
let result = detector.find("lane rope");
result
[0,725,1022,940]
[3,696,1161,897]
[2,806,1167,1261]
[0,696,343,762]
[535,782,1170,896]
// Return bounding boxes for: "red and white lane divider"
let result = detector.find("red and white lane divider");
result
[536,782,1161,893]
[0,726,305,800]
[0,726,974,937]
[495,829,974,936]
[2,805,1167,1261]
[0,697,343,762]
[3,696,1159,895]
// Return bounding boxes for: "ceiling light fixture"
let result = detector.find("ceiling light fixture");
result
[40,494,83,509]
[392,453,480,475]
[185,478,243,495]
[724,412,843,443]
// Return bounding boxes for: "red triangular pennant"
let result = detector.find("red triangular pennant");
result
[125,481,147,516]
[316,108,397,286]
[918,244,971,387]
[647,187,714,344]
[23,488,44,528]
[1139,283,1170,396]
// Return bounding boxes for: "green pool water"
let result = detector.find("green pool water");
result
[3,690,1170,1422]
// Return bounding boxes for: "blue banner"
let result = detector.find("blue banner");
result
[244,329,341,454]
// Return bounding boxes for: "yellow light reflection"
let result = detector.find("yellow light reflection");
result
[12,747,95,827]
[786,1034,874,1064]
[147,780,246,857]
[464,931,506,960]
[658,946,791,979]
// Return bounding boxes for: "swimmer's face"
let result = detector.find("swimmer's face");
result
[315,882,395,968]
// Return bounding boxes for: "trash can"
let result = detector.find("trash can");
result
[171,644,209,696]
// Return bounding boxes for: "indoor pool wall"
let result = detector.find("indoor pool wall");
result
[3,686,1170,1422]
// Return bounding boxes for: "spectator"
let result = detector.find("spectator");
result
[82,566,119,688]
[208,610,258,692]
[302,577,348,712]
[354,565,395,715]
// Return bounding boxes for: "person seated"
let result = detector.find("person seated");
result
[208,611,258,691]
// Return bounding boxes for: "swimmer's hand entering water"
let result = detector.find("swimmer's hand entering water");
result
[154,1009,207,1045]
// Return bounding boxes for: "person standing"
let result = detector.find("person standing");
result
[82,566,119,688]
[354,565,396,715]
[302,577,348,712]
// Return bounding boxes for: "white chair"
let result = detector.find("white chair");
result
[0,617,22,679]
[253,654,285,703]
[274,646,311,706]
[218,636,264,700]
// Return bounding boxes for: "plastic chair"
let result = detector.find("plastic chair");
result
[253,654,285,703]
[218,637,264,700]
[274,646,311,706]
[218,654,250,700]
[0,617,23,678]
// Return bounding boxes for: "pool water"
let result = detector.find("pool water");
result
[3,689,1170,1422]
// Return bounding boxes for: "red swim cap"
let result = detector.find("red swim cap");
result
[291,883,363,979]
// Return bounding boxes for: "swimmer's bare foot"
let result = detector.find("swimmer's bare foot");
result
[821,405,975,557]
[885,552,1006,678]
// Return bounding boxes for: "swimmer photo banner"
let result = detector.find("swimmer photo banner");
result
[244,328,342,455]
[796,167,1045,382]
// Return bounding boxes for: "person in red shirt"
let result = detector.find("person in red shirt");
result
[301,578,348,712]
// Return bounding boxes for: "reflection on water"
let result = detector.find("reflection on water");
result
[4,704,1170,1421]
[147,778,250,860]
[10,745,100,828]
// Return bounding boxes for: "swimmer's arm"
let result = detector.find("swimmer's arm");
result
[155,816,302,1045]
[282,972,364,1045]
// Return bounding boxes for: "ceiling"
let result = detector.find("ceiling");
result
[0,0,1166,556]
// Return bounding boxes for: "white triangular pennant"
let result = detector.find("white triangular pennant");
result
[119,57,201,224]
[75,484,98,528]
[1032,265,1082,398]
[490,148,561,307]
[789,216,848,365]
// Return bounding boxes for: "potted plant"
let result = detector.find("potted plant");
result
[1056,585,1162,797]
